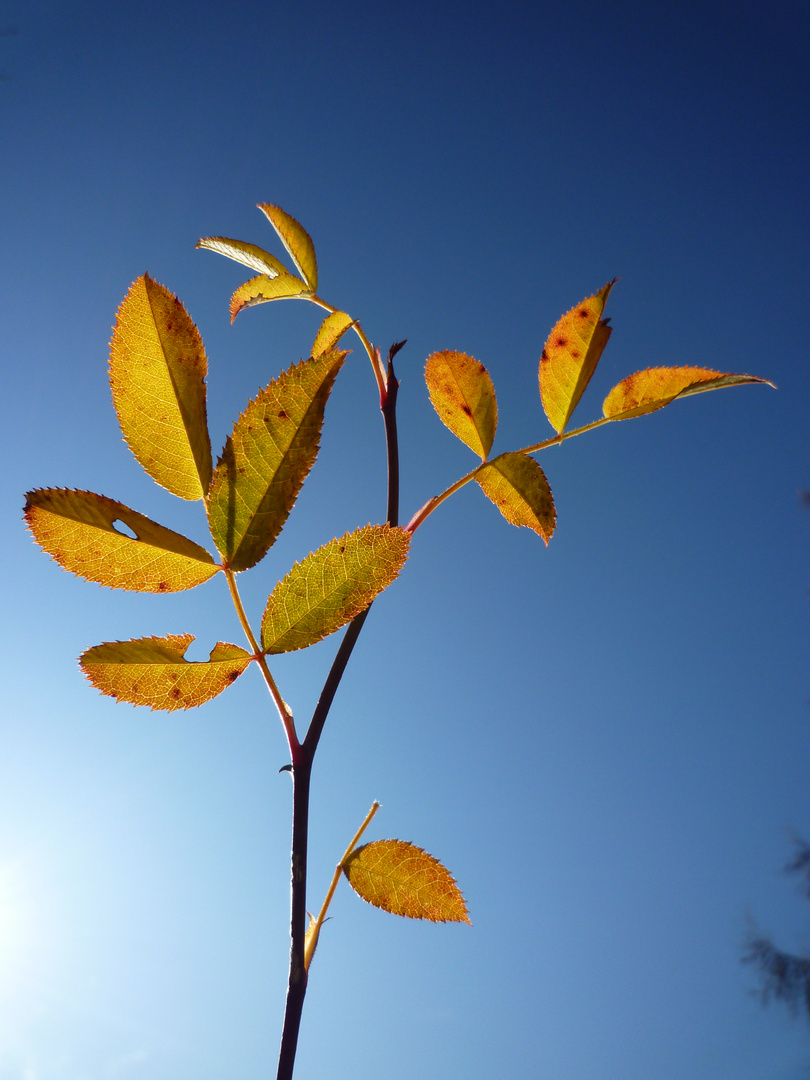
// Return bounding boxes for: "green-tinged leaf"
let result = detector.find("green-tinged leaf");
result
[312,310,354,358]
[229,272,311,322]
[539,281,615,434]
[80,634,251,711]
[208,350,347,571]
[24,488,219,592]
[343,839,470,924]
[258,203,318,291]
[476,452,555,544]
[196,236,288,278]
[425,350,498,460]
[109,275,212,499]
[262,525,410,653]
[602,366,776,421]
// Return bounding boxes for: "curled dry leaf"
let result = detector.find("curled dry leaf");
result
[24,488,219,592]
[425,350,498,460]
[80,634,251,711]
[343,839,471,924]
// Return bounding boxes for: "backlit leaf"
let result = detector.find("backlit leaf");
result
[80,634,251,711]
[262,525,410,654]
[258,203,318,291]
[539,281,615,434]
[425,350,497,460]
[343,839,470,924]
[208,350,347,572]
[602,366,775,421]
[312,310,354,358]
[476,452,555,544]
[110,275,212,499]
[24,488,219,592]
[196,236,288,278]
[229,272,311,322]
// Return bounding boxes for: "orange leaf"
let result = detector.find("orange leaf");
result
[539,281,615,434]
[109,275,212,500]
[24,488,219,592]
[425,350,498,460]
[312,310,355,358]
[343,840,470,924]
[602,366,775,421]
[258,204,318,292]
[229,272,311,322]
[80,634,251,711]
[476,452,556,544]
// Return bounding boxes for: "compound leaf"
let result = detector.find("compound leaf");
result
[196,236,288,278]
[603,366,775,421]
[312,310,354,358]
[229,272,312,323]
[539,281,615,434]
[476,452,556,544]
[109,275,212,500]
[24,488,219,592]
[258,203,318,291]
[208,350,347,572]
[80,634,251,711]
[343,839,470,924]
[262,525,410,654]
[425,350,497,460]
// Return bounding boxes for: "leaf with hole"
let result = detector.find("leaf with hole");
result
[80,634,251,711]
[196,236,288,278]
[24,488,219,592]
[258,203,318,291]
[207,350,347,572]
[109,275,212,500]
[602,366,775,421]
[476,452,556,544]
[539,281,615,434]
[425,350,498,460]
[261,525,410,654]
[343,839,470,923]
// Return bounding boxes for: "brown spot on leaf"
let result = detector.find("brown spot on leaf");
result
[556,336,567,347]
[461,403,473,416]
[226,669,240,684]
[157,581,169,592]
[171,687,182,699]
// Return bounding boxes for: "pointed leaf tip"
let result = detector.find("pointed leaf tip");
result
[425,350,498,460]
[343,839,471,924]
[258,203,318,292]
[539,281,616,434]
[602,366,775,421]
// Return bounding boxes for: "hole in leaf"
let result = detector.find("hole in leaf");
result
[111,519,139,540]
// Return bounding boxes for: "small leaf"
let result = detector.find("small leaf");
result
[476,452,556,544]
[258,203,318,291]
[208,350,347,572]
[312,310,355,358]
[196,236,288,278]
[539,281,615,434]
[602,366,775,421]
[80,634,251,711]
[24,488,219,592]
[110,275,212,499]
[229,272,311,322]
[262,525,410,654]
[343,839,470,924]
[425,350,498,460]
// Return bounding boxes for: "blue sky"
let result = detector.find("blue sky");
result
[2,1,809,1078]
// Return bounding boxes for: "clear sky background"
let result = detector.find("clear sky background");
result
[2,2,809,1078]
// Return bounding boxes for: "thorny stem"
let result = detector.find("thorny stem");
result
[275,341,403,1080]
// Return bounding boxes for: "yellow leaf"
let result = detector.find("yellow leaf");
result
[80,635,252,711]
[343,839,470,924]
[109,275,212,500]
[207,351,347,572]
[196,236,288,278]
[425,350,498,460]
[539,281,615,434]
[229,272,311,322]
[312,310,355,358]
[24,488,219,592]
[602,366,775,421]
[261,525,410,654]
[258,204,318,292]
[476,452,555,544]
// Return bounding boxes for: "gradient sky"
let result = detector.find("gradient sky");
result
[2,2,809,1078]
